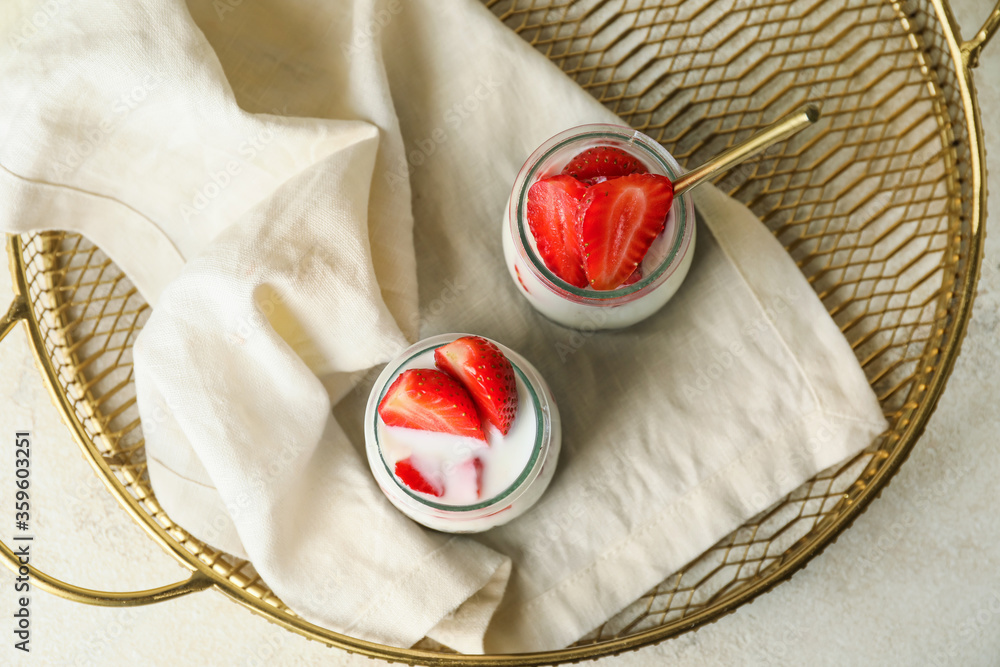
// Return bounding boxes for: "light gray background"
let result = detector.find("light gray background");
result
[0,0,998,664]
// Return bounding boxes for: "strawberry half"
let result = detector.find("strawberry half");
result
[473,458,484,497]
[526,175,588,287]
[579,173,673,290]
[623,265,643,286]
[394,457,444,497]
[435,336,518,436]
[378,369,486,441]
[456,457,485,499]
[562,146,648,184]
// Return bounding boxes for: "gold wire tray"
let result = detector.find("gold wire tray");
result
[1,0,997,664]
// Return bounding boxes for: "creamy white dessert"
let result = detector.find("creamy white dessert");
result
[503,124,697,330]
[365,334,561,533]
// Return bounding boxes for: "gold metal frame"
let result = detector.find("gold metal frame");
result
[1,0,997,664]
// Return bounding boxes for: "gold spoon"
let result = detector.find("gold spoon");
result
[671,104,820,196]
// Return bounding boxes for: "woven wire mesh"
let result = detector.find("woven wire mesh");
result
[11,0,976,655]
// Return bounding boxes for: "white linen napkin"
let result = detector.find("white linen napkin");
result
[0,0,887,653]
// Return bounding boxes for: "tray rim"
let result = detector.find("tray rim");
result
[2,0,991,663]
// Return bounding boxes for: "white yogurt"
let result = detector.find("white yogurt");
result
[503,124,697,330]
[365,334,561,533]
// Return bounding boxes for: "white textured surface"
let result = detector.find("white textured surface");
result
[0,0,998,663]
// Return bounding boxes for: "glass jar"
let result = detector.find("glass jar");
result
[364,333,561,533]
[502,124,696,330]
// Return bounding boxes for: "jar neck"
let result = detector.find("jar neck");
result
[509,124,692,305]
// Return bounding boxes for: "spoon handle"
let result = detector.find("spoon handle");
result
[672,104,820,196]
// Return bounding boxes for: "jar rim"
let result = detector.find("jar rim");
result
[367,334,548,515]
[510,123,695,303]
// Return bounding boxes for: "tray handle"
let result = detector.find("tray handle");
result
[962,0,1000,68]
[0,295,28,343]
[0,537,212,606]
[2,296,214,605]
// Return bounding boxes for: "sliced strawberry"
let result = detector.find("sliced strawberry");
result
[562,146,648,184]
[455,457,486,499]
[435,336,518,436]
[579,173,673,290]
[526,175,588,287]
[473,458,484,498]
[514,265,530,293]
[378,369,486,441]
[623,265,643,286]
[394,458,444,497]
